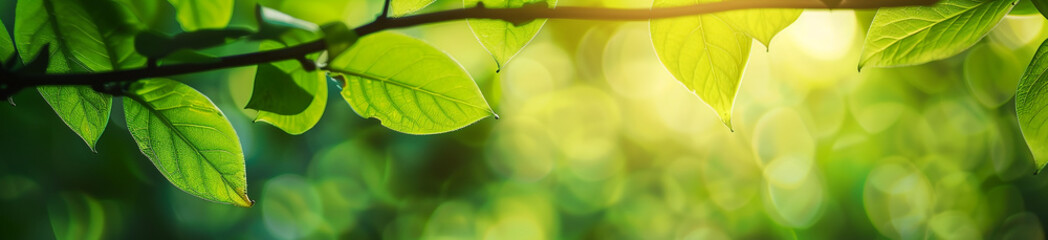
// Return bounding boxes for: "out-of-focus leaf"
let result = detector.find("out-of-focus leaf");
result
[246,63,313,115]
[134,29,253,59]
[465,0,557,70]
[15,0,118,151]
[964,42,1024,108]
[254,6,321,46]
[123,78,253,207]
[320,22,358,59]
[650,0,752,130]
[1031,0,1048,17]
[1017,39,1048,173]
[158,49,221,65]
[0,19,13,67]
[720,5,801,48]
[391,0,436,17]
[859,0,1016,69]
[229,0,260,31]
[168,0,234,31]
[253,41,327,135]
[328,32,496,134]
[1013,0,1040,15]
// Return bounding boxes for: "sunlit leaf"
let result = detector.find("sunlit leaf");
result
[123,78,253,207]
[720,6,802,48]
[1017,39,1048,173]
[254,6,321,45]
[251,41,327,135]
[328,32,496,134]
[167,0,234,31]
[964,42,1023,108]
[391,0,436,17]
[859,0,1016,69]
[650,0,752,130]
[15,0,120,151]
[465,0,557,70]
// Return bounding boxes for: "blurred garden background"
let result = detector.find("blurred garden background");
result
[3,0,1048,239]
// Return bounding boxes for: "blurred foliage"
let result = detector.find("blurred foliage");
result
[3,0,1048,239]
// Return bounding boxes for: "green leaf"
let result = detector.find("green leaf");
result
[650,0,752,130]
[252,41,327,135]
[720,6,801,48]
[0,19,13,67]
[465,0,557,69]
[15,0,120,151]
[254,6,321,46]
[328,32,496,134]
[1013,0,1040,15]
[246,63,314,115]
[167,0,234,31]
[1017,39,1048,173]
[391,0,436,17]
[859,0,1017,69]
[123,78,253,207]
[134,29,253,59]
[964,42,1024,108]
[1034,0,1048,18]
[319,22,359,59]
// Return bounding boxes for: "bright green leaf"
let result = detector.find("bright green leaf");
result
[720,6,801,48]
[964,42,1024,108]
[254,6,321,46]
[650,0,752,130]
[123,78,253,207]
[391,0,436,17]
[15,0,120,151]
[253,41,327,135]
[859,0,1017,69]
[465,0,557,69]
[328,32,496,134]
[1018,39,1048,173]
[168,0,234,31]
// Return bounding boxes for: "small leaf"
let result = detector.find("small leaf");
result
[859,0,1017,69]
[327,32,496,134]
[253,41,327,135]
[167,0,235,31]
[465,0,557,69]
[391,0,437,17]
[964,42,1024,108]
[650,0,752,130]
[16,0,119,151]
[720,5,801,48]
[123,78,253,207]
[253,6,321,46]
[246,63,314,115]
[319,22,359,59]
[0,19,13,67]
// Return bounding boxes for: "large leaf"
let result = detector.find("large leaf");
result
[465,0,557,69]
[0,19,13,66]
[251,41,327,135]
[650,0,752,130]
[123,78,253,207]
[859,0,1016,69]
[167,0,234,31]
[15,0,118,151]
[391,0,436,17]
[1017,39,1048,173]
[720,6,802,48]
[327,32,496,134]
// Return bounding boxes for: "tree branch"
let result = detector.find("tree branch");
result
[0,0,940,98]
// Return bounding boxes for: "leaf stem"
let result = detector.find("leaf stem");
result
[0,0,939,98]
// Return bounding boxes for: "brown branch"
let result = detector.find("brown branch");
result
[1,0,940,98]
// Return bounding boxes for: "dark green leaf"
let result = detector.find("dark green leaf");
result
[1032,0,1048,18]
[319,22,358,59]
[134,29,253,59]
[328,32,496,134]
[0,19,14,68]
[1014,0,1040,15]
[15,0,119,151]
[252,41,327,135]
[123,78,253,207]
[246,63,314,115]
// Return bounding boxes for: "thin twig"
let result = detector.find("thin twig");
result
[0,0,940,98]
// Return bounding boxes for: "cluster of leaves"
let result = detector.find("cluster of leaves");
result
[3,0,1048,207]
